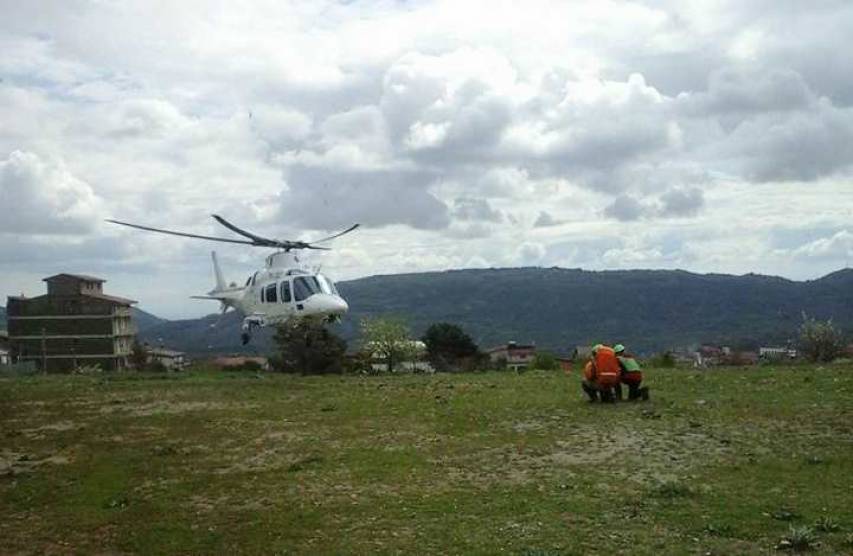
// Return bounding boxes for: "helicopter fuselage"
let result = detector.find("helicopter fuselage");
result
[200,251,349,342]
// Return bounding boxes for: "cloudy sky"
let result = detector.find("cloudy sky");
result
[2,0,852,318]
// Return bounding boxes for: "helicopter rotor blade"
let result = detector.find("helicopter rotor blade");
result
[211,214,273,244]
[106,219,256,245]
[307,223,361,244]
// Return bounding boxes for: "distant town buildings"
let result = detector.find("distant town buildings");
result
[145,345,189,371]
[6,274,137,372]
[759,347,798,360]
[0,329,9,365]
[488,341,536,371]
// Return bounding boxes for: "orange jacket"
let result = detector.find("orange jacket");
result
[593,345,621,388]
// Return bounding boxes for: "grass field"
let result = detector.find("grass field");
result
[2,365,852,555]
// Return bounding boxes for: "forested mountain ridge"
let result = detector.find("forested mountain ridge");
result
[132,267,853,356]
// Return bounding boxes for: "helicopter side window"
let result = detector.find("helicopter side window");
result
[310,276,323,293]
[293,276,320,302]
[280,281,292,303]
[264,283,277,303]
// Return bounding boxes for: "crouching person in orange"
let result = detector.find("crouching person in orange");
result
[581,344,622,402]
[614,344,649,401]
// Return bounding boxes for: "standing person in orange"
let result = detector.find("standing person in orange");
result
[614,344,649,401]
[581,344,621,402]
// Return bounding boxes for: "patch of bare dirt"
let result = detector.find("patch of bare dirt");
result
[0,449,72,476]
[99,400,259,417]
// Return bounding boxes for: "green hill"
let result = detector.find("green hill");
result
[132,307,168,333]
[137,267,853,355]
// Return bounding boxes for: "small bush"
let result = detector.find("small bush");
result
[799,314,844,363]
[649,351,676,368]
[772,508,801,522]
[777,525,817,552]
[651,480,692,498]
[813,516,840,532]
[531,352,560,371]
[134,360,168,373]
[704,523,735,537]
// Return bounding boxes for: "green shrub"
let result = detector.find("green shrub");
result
[650,351,676,368]
[651,480,692,498]
[531,352,560,371]
[777,525,817,552]
[813,516,840,532]
[799,313,844,363]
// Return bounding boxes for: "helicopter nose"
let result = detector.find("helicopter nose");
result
[308,294,348,316]
[329,296,348,315]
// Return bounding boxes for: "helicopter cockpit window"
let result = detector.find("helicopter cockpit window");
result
[280,281,292,303]
[264,283,278,303]
[322,274,340,295]
[316,274,334,295]
[293,276,321,302]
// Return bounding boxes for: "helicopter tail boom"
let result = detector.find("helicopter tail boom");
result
[211,251,226,292]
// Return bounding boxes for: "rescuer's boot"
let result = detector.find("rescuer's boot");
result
[582,382,599,402]
[628,384,641,401]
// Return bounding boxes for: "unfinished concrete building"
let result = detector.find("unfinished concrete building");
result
[6,274,137,372]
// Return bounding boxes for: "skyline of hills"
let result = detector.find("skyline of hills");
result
[138,266,853,356]
[3,267,851,357]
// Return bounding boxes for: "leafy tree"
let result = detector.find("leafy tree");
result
[272,321,346,374]
[422,322,479,371]
[129,340,148,370]
[799,314,844,363]
[531,351,560,371]
[360,316,418,373]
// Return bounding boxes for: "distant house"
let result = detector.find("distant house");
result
[6,274,137,372]
[146,346,188,371]
[488,341,536,371]
[695,345,726,367]
[759,347,797,360]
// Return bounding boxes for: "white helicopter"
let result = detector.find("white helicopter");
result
[107,215,358,344]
